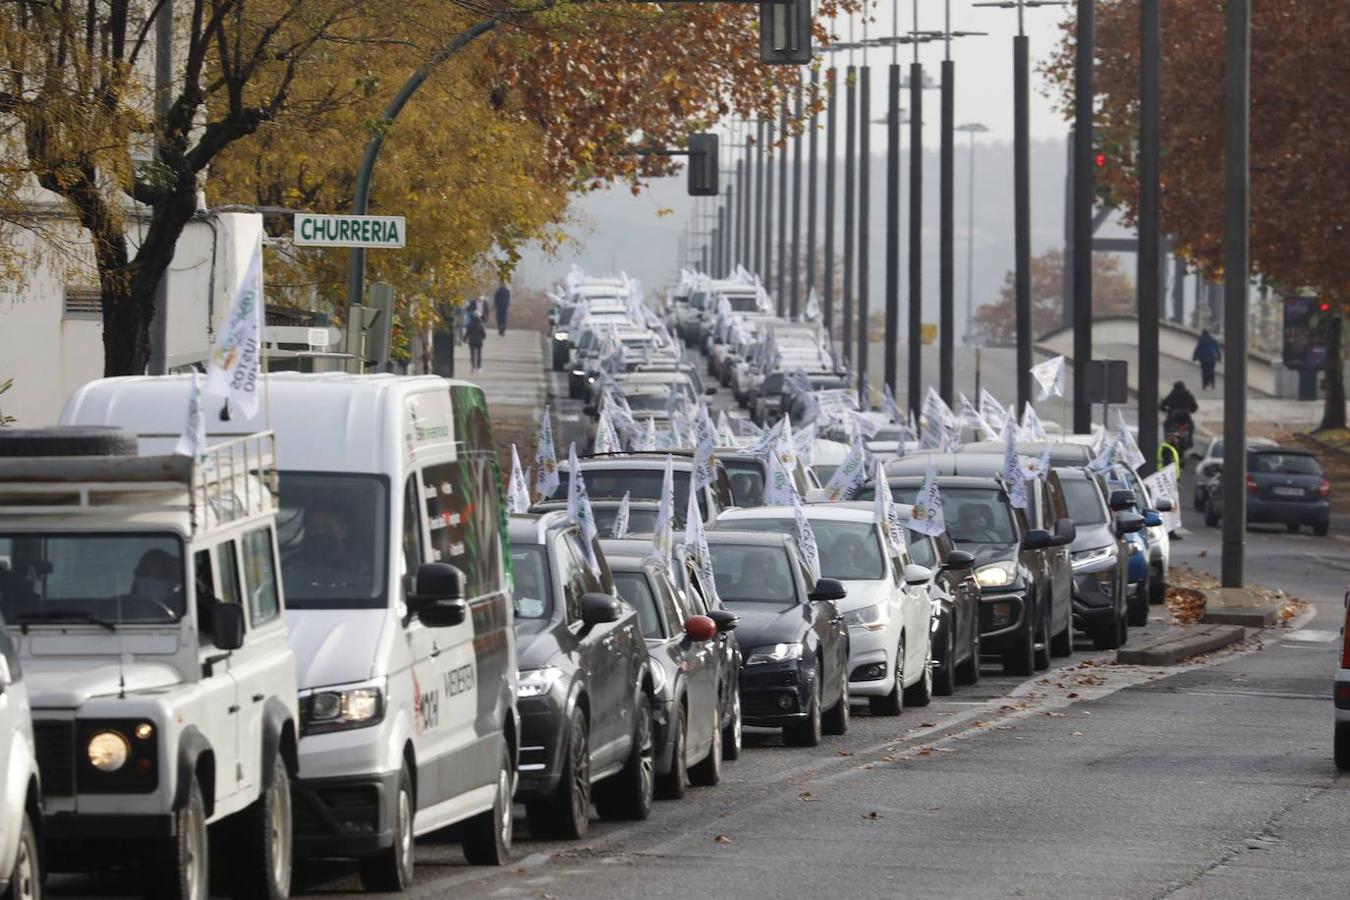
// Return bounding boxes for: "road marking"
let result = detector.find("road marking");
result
[1282,629,1339,643]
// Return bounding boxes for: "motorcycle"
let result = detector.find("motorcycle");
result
[1163,414,1193,463]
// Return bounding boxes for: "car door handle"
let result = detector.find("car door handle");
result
[227,704,240,714]
[430,646,441,658]
[252,693,266,703]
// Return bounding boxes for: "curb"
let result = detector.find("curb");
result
[1203,608,1278,627]
[1116,623,1247,666]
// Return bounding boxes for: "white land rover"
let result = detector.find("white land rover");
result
[0,427,299,900]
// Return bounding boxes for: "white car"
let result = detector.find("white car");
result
[1335,590,1350,771]
[713,506,935,715]
[0,610,40,900]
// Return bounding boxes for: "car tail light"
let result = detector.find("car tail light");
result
[1342,592,1350,669]
[1319,479,1331,497]
[1246,474,1258,494]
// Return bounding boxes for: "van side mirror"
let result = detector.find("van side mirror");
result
[212,603,246,651]
[808,578,847,602]
[942,550,975,570]
[1154,497,1174,512]
[1053,519,1077,546]
[1025,529,1053,550]
[581,592,621,626]
[412,563,467,628]
[1108,490,1136,512]
[903,564,933,586]
[1114,512,1146,535]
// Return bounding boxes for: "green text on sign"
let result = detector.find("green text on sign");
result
[295,213,406,249]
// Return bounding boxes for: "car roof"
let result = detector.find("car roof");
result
[569,453,696,470]
[716,505,874,524]
[704,530,796,548]
[508,510,572,544]
[588,498,662,509]
[1250,445,1313,456]
[885,474,1003,490]
[961,441,1094,465]
[884,453,1003,477]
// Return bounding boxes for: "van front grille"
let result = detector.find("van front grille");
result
[34,720,76,796]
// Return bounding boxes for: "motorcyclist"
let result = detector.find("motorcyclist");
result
[1160,381,1198,442]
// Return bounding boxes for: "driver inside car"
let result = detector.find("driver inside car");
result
[955,503,995,541]
[739,549,791,600]
[126,548,183,618]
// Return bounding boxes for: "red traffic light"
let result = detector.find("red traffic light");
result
[1094,152,1107,168]
[1320,302,1331,312]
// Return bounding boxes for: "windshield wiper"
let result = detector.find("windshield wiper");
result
[16,610,117,632]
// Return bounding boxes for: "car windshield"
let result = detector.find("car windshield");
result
[1060,478,1107,526]
[709,543,798,607]
[725,294,760,312]
[276,473,389,609]
[558,307,576,326]
[594,507,660,537]
[721,518,884,580]
[551,469,706,524]
[763,373,784,394]
[510,545,552,620]
[907,531,937,568]
[1251,453,1321,476]
[722,459,766,507]
[0,533,185,626]
[814,464,839,484]
[1209,441,1223,457]
[888,485,1018,545]
[621,392,671,412]
[613,571,664,638]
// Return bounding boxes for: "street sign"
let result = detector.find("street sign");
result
[1282,296,1331,371]
[295,213,406,249]
[1086,359,1128,405]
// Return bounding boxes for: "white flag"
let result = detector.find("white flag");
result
[979,389,1007,433]
[1116,410,1147,471]
[1021,402,1049,442]
[652,455,676,567]
[793,492,821,584]
[612,492,631,538]
[1030,355,1066,400]
[849,410,881,439]
[1019,447,1053,482]
[793,420,818,469]
[1088,431,1123,474]
[1143,468,1182,532]
[923,387,957,431]
[910,457,947,537]
[873,460,905,556]
[507,443,532,514]
[1003,425,1029,509]
[804,287,821,321]
[205,241,264,417]
[750,416,784,457]
[774,412,797,472]
[763,448,798,506]
[535,407,560,499]
[635,416,658,452]
[883,383,906,426]
[174,371,209,464]
[684,483,717,605]
[692,404,717,490]
[594,399,624,455]
[715,410,739,447]
[565,444,600,574]
[823,435,868,502]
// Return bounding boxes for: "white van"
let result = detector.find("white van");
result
[63,373,519,890]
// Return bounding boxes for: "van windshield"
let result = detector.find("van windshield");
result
[276,473,389,609]
[0,533,185,626]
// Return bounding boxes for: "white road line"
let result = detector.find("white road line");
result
[1281,629,1340,643]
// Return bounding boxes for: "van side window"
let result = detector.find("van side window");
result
[423,460,504,599]
[564,532,604,595]
[655,576,684,633]
[242,528,280,625]
[682,561,709,615]
[1047,476,1070,523]
[402,475,424,590]
[218,542,243,606]
[194,550,215,646]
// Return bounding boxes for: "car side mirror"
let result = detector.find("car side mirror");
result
[1025,529,1053,550]
[903,563,933,586]
[412,562,467,628]
[580,592,622,626]
[809,578,847,602]
[1143,510,1163,528]
[1155,497,1174,512]
[942,550,975,570]
[1108,490,1136,512]
[706,609,739,632]
[212,602,246,651]
[684,615,718,642]
[1114,512,1146,535]
[583,405,596,417]
[1053,519,1077,546]
[706,386,718,395]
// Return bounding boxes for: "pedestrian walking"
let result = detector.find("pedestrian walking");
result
[493,280,511,336]
[1192,328,1222,390]
[466,310,487,372]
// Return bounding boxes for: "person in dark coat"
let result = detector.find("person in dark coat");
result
[492,281,511,336]
[1192,329,1222,389]
[1160,380,1198,429]
[465,311,487,372]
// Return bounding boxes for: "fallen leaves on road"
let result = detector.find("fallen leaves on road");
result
[1166,586,1207,625]
[862,811,882,820]
[1070,731,1085,736]
[714,835,733,844]
[835,749,853,757]
[916,746,934,756]
[1044,711,1066,717]
[798,791,820,802]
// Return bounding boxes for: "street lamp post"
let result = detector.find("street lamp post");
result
[754,120,765,275]
[956,123,989,343]
[1137,0,1162,474]
[857,60,872,402]
[1072,0,1096,433]
[791,80,804,318]
[777,94,789,310]
[807,68,820,302]
[843,62,857,368]
[824,68,839,342]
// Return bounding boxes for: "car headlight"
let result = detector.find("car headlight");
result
[746,642,804,665]
[843,603,890,632]
[975,561,1017,588]
[1071,545,1117,570]
[304,679,386,735]
[88,731,130,772]
[647,660,668,696]
[554,331,569,340]
[518,666,564,698]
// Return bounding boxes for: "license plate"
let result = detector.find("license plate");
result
[1272,486,1304,497]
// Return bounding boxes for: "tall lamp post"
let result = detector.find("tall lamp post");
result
[824,68,839,341]
[791,80,804,318]
[806,69,820,303]
[955,123,989,344]
[1137,0,1162,473]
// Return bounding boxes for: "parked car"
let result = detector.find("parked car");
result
[1202,446,1331,535]
[604,551,734,797]
[2,426,299,900]
[551,304,580,371]
[0,609,41,900]
[586,499,663,538]
[716,450,815,509]
[705,532,850,746]
[1334,589,1350,770]
[1191,437,1277,510]
[1110,463,1173,605]
[715,506,937,714]
[1057,467,1132,649]
[509,513,655,839]
[902,527,980,695]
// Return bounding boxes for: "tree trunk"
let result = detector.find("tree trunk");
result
[1320,313,1345,432]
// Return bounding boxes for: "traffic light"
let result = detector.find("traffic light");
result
[1094,150,1108,169]
[686,133,719,197]
[759,0,813,65]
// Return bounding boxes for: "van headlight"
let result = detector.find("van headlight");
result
[88,731,130,772]
[518,666,563,698]
[1071,545,1117,570]
[746,642,803,665]
[303,679,386,735]
[975,561,1017,588]
[844,603,890,632]
[554,331,569,340]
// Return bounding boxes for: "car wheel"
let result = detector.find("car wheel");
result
[870,638,905,715]
[229,749,293,900]
[5,812,39,900]
[688,698,722,786]
[822,674,850,735]
[1050,609,1074,658]
[594,693,655,820]
[1336,722,1350,771]
[1127,577,1150,628]
[154,774,209,900]
[462,742,516,864]
[955,630,981,686]
[902,644,933,708]
[721,684,743,762]
[655,701,688,800]
[1033,600,1051,671]
[1286,522,1300,534]
[359,766,415,891]
[1149,572,1167,605]
[782,668,822,748]
[932,625,956,697]
[526,706,590,839]
[1204,504,1220,527]
[1193,490,1205,512]
[1315,521,1330,537]
[1003,616,1035,677]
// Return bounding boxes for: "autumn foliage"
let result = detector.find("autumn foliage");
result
[973,249,1135,346]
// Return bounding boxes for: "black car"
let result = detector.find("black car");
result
[867,462,1075,677]
[551,305,580,371]
[905,528,980,695]
[1202,446,1331,535]
[508,513,655,839]
[705,532,850,746]
[605,552,737,798]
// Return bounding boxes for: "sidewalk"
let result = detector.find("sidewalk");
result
[469,328,547,417]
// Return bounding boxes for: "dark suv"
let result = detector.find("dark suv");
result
[508,513,655,839]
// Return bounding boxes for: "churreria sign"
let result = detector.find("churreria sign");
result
[295,213,407,248]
